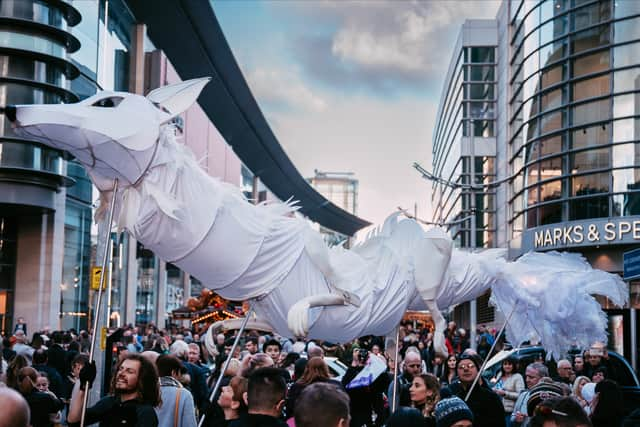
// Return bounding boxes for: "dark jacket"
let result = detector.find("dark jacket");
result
[24,390,64,427]
[32,363,64,397]
[342,366,388,427]
[68,395,158,427]
[441,380,506,427]
[236,413,287,427]
[183,360,209,413]
[47,344,68,377]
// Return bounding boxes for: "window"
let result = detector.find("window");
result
[466,83,495,100]
[573,74,610,101]
[541,64,565,89]
[540,135,562,157]
[540,202,563,224]
[468,47,495,63]
[571,25,611,54]
[571,172,610,196]
[571,147,610,173]
[466,65,495,81]
[541,88,563,112]
[572,98,609,127]
[572,50,609,78]
[572,123,609,149]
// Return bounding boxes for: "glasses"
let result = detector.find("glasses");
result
[457,363,477,370]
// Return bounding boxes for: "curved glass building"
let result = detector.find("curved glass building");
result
[433,0,640,366]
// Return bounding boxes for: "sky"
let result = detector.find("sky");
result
[213,0,501,228]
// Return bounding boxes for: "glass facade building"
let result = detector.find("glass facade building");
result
[509,0,640,236]
[431,20,499,249]
[433,0,640,367]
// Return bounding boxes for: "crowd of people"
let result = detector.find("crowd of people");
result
[0,317,638,427]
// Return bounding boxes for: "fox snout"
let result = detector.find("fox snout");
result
[1,105,17,123]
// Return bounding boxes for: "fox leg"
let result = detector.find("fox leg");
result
[413,228,453,356]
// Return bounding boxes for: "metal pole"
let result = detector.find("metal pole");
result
[80,179,119,427]
[198,307,254,427]
[464,302,517,402]
[631,308,637,373]
[391,326,401,413]
[469,118,477,351]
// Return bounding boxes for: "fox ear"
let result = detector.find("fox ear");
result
[146,77,211,118]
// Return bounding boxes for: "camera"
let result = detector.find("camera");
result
[358,348,369,364]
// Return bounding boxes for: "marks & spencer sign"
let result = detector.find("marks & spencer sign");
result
[523,217,640,250]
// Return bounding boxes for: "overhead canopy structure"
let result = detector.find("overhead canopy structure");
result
[125,0,371,236]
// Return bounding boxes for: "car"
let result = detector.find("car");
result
[481,346,640,415]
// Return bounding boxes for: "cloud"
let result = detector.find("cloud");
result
[245,67,327,113]
[261,92,438,226]
[278,1,501,95]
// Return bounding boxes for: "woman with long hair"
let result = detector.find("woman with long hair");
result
[440,354,458,386]
[6,354,29,390]
[409,373,440,425]
[493,357,524,427]
[17,367,64,427]
[572,375,590,412]
[590,379,624,427]
[286,357,340,418]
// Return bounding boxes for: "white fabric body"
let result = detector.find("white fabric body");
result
[10,82,629,354]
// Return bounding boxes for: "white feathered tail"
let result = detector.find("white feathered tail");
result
[488,251,628,358]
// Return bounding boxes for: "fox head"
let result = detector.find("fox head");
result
[5,77,210,189]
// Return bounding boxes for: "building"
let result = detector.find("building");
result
[430,20,500,332]
[308,170,359,246]
[432,0,640,369]
[0,0,369,335]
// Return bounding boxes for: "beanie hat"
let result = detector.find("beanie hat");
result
[434,397,474,427]
[527,382,564,416]
[456,353,482,370]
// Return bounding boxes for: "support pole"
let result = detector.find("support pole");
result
[391,326,401,413]
[80,179,119,427]
[464,302,517,402]
[198,307,254,427]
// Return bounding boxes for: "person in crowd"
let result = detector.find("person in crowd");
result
[286,356,340,418]
[6,354,29,390]
[242,367,288,427]
[433,396,474,427]
[62,353,89,403]
[342,348,387,427]
[387,349,423,409]
[525,381,564,421]
[590,379,624,427]
[170,339,208,414]
[528,397,592,427]
[573,355,585,377]
[386,407,426,427]
[590,367,607,384]
[243,337,258,355]
[409,373,440,424]
[68,353,160,426]
[12,330,34,362]
[307,343,324,360]
[440,353,506,427]
[440,354,457,386]
[47,332,68,377]
[572,376,590,413]
[494,357,525,426]
[0,386,31,427]
[583,345,616,382]
[35,372,64,426]
[2,336,17,362]
[217,376,248,427]
[476,335,492,360]
[17,366,64,427]
[14,317,28,335]
[554,360,574,386]
[263,339,282,365]
[155,354,197,427]
[430,352,446,379]
[240,352,274,378]
[280,352,300,380]
[511,362,549,427]
[294,382,351,427]
[32,349,63,397]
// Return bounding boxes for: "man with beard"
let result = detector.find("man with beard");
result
[67,354,161,427]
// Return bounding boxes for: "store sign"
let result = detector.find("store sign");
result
[623,248,640,281]
[522,217,640,251]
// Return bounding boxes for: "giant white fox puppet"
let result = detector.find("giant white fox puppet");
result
[6,77,628,357]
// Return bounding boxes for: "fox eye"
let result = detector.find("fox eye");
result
[92,96,123,108]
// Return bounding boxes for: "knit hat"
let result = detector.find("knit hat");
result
[527,382,564,416]
[434,397,474,427]
[456,353,482,370]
